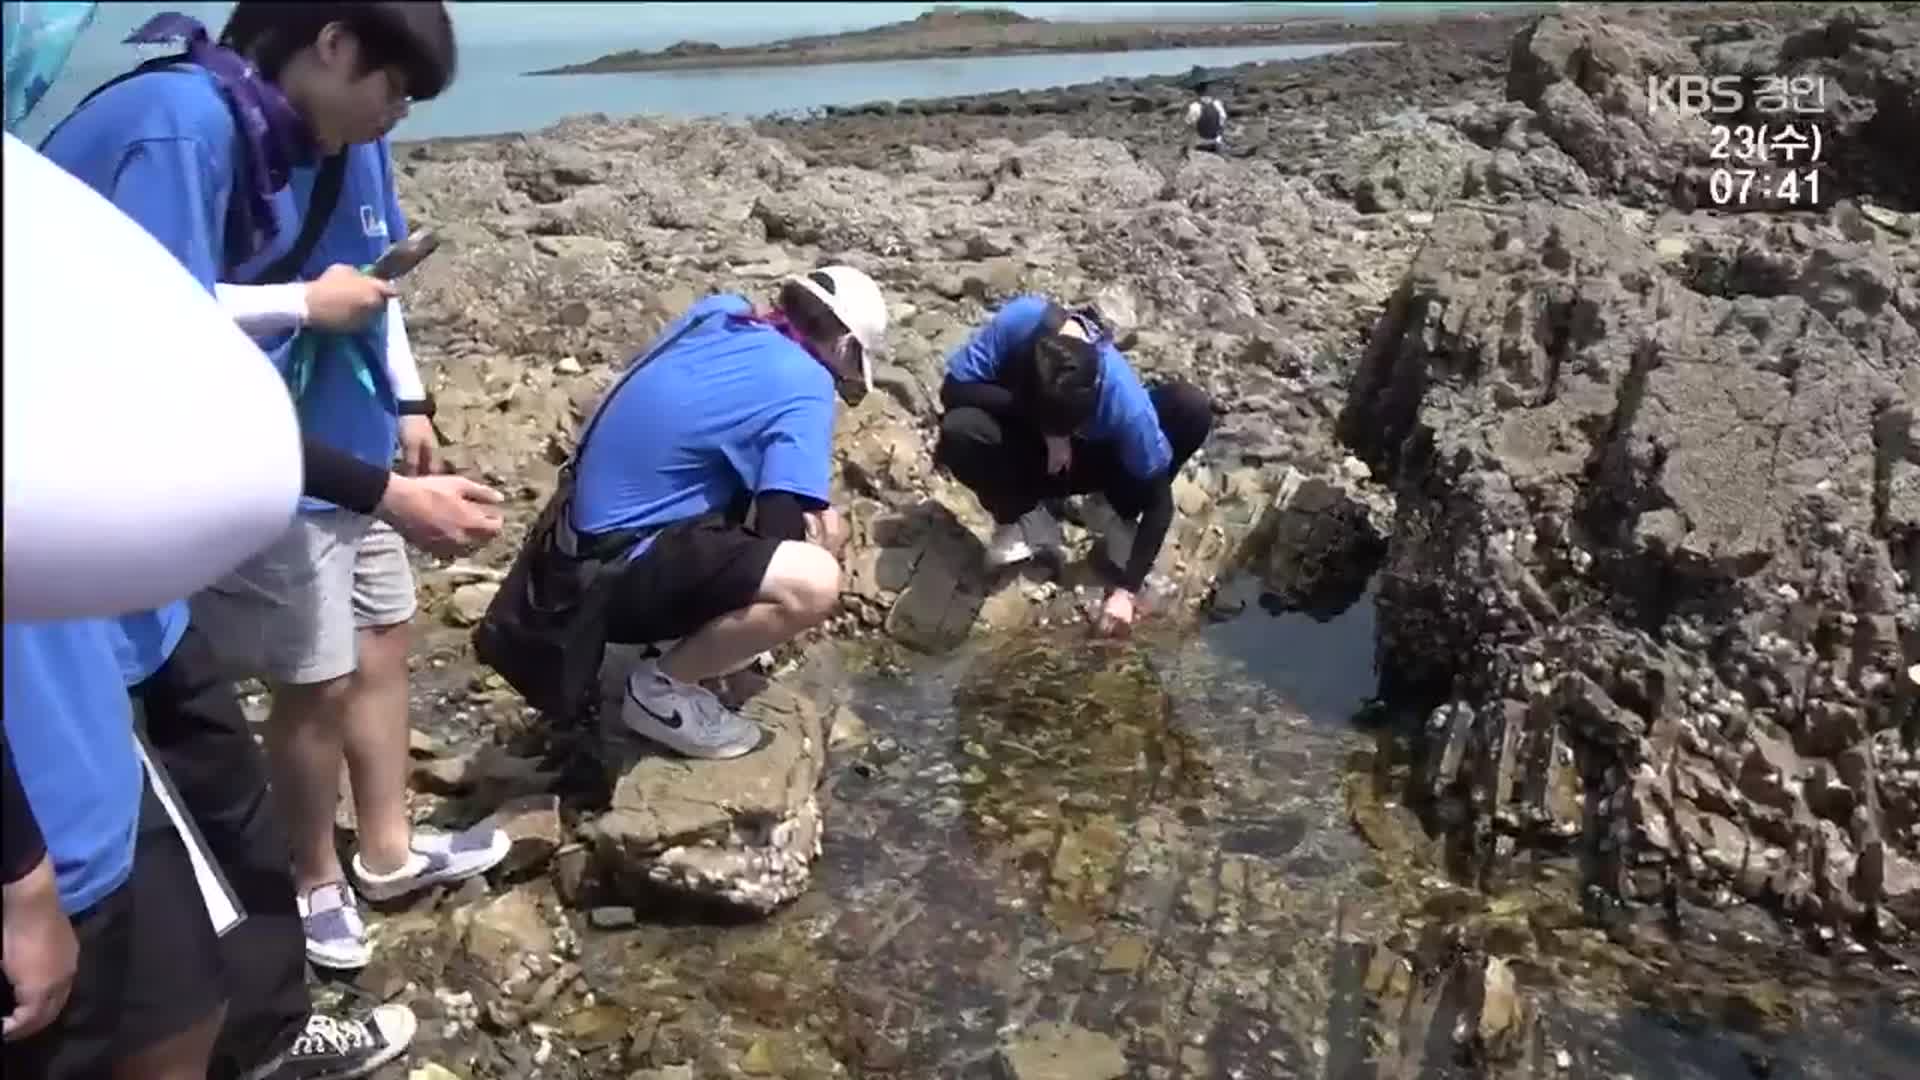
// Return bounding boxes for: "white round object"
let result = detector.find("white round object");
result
[3,131,300,621]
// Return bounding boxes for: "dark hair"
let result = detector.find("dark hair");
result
[221,2,458,101]
[777,279,851,348]
[1029,332,1101,435]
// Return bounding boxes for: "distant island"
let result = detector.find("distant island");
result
[527,5,1519,77]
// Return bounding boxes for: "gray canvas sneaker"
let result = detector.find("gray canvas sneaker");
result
[297,881,370,971]
[621,658,764,759]
[350,822,511,903]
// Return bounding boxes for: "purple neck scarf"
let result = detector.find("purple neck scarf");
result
[125,12,315,266]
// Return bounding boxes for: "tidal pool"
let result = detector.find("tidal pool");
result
[387,581,1918,1078]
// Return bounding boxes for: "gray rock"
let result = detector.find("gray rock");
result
[586,666,830,915]
[1342,196,1919,936]
[492,793,563,877]
[445,583,498,628]
[587,905,637,930]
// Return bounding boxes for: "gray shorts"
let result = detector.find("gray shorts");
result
[191,511,417,686]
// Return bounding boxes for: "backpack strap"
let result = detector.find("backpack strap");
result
[242,151,346,285]
[38,58,348,284]
[568,309,726,472]
[35,53,192,151]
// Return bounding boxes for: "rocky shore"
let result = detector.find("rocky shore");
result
[530,4,1549,77]
[370,3,1919,1075]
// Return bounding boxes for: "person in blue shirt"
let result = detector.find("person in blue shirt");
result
[566,267,889,759]
[178,3,512,979]
[936,295,1215,636]
[26,4,484,1076]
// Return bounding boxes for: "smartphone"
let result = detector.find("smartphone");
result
[369,229,440,281]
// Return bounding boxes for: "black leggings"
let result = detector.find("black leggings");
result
[934,379,1214,525]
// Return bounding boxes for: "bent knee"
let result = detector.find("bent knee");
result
[1159,381,1215,443]
[938,406,1002,447]
[765,541,841,625]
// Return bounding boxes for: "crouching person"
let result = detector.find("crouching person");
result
[935,294,1214,637]
[477,267,888,758]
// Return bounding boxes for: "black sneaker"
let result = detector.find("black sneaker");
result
[250,1005,417,1080]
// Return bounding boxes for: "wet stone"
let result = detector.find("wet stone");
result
[1099,934,1150,974]
[587,905,637,930]
[1000,1023,1129,1080]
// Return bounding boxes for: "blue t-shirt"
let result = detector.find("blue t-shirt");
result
[41,65,405,521]
[39,67,409,676]
[946,294,1173,481]
[3,620,142,914]
[573,294,837,541]
[109,602,190,685]
[236,139,409,515]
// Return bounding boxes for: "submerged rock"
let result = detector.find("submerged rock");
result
[999,1023,1129,1080]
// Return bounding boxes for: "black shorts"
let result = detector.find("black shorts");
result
[3,791,226,1079]
[603,515,783,646]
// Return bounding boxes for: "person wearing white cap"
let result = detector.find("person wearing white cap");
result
[477,266,887,759]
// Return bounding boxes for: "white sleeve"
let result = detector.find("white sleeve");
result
[1184,101,1201,125]
[1,133,301,622]
[213,281,308,335]
[383,297,425,402]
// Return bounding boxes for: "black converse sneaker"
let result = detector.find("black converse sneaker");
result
[251,1005,417,1080]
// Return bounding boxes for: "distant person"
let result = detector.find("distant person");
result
[1185,85,1227,153]
[935,295,1214,638]
[477,268,887,759]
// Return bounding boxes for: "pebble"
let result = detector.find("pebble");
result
[589,905,638,930]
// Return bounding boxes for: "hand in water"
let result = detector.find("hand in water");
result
[377,472,505,558]
[304,264,394,333]
[1044,435,1072,476]
[1095,588,1137,638]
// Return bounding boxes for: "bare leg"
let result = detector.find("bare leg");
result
[112,1003,226,1080]
[264,677,351,892]
[341,621,414,875]
[657,541,840,685]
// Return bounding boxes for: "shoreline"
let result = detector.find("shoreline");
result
[526,5,1544,77]
[395,37,1403,154]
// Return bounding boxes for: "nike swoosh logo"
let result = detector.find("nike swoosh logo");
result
[626,685,685,729]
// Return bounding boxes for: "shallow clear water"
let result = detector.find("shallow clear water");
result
[549,591,1916,1077]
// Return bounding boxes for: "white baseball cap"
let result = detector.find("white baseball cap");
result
[785,265,887,391]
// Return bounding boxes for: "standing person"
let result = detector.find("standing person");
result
[4,11,284,1075]
[934,294,1215,637]
[1185,82,1227,153]
[29,2,503,1074]
[3,620,234,1080]
[181,1,512,976]
[477,268,886,757]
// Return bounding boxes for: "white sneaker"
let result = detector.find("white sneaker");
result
[622,658,763,760]
[986,522,1034,570]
